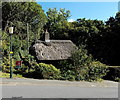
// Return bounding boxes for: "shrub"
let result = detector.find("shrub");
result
[71,46,92,68]
[59,46,93,81]
[103,66,120,82]
[34,63,61,79]
[2,57,16,73]
[87,61,109,81]
[59,46,109,81]
[60,70,76,81]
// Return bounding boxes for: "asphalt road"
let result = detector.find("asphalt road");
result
[0,78,119,98]
[2,85,118,98]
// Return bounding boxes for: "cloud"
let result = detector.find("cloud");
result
[68,19,75,22]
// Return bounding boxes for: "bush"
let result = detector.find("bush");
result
[60,70,76,81]
[87,61,109,81]
[2,57,16,73]
[59,46,109,81]
[59,46,92,81]
[103,66,120,82]
[34,63,61,79]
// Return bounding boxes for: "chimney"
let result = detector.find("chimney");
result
[45,29,50,42]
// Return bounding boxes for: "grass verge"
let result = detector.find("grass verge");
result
[0,71,24,78]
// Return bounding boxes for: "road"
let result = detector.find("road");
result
[0,78,119,98]
[2,86,118,98]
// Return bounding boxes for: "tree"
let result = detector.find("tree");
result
[69,18,105,46]
[101,12,120,65]
[2,2,46,42]
[2,2,47,72]
[44,8,71,39]
[2,2,47,52]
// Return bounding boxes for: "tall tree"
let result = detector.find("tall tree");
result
[44,8,71,39]
[2,2,47,70]
[102,12,120,65]
[2,2,46,43]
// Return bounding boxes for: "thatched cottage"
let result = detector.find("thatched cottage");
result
[30,30,77,60]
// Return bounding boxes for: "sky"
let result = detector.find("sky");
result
[37,2,119,22]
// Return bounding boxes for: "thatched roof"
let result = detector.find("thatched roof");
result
[30,40,77,60]
[30,30,77,60]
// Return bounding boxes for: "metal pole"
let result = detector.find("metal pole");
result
[27,23,29,52]
[27,23,30,72]
[10,34,13,78]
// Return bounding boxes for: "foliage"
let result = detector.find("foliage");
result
[99,12,120,65]
[34,63,61,79]
[1,2,46,74]
[0,72,24,78]
[2,2,46,37]
[88,61,109,81]
[45,11,120,66]
[44,8,71,40]
[2,57,16,73]
[23,63,61,79]
[69,12,120,65]
[103,66,120,82]
[59,46,90,81]
[2,2,47,61]
[67,18,105,46]
[60,70,76,81]
[59,46,109,81]
[1,2,120,81]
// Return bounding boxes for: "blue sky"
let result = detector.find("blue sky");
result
[38,2,118,21]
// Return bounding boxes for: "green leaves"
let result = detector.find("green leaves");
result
[34,63,61,79]
[2,2,46,42]
[59,46,108,81]
[2,2,47,65]
[2,2,47,74]
[44,8,71,39]
[88,61,109,81]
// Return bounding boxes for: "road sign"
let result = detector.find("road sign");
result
[15,61,22,69]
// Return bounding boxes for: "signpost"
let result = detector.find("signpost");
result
[15,61,22,69]
[9,27,13,78]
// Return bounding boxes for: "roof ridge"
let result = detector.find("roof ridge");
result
[36,40,72,43]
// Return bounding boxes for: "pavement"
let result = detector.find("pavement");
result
[0,77,119,87]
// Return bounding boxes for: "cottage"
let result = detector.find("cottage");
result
[30,30,77,60]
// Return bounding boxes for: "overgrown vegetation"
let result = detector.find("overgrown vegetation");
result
[1,2,120,81]
[58,46,108,81]
[23,63,61,79]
